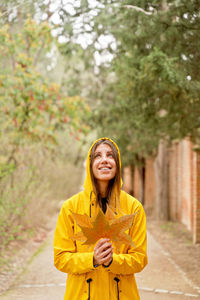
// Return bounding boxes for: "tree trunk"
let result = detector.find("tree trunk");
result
[154,140,169,220]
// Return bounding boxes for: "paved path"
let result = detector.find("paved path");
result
[0,227,199,300]
[136,233,200,299]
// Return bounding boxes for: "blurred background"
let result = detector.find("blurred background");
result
[0,0,200,297]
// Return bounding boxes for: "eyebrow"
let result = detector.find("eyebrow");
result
[94,151,100,154]
[94,150,113,154]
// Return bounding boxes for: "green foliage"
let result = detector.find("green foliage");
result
[0,15,91,256]
[62,0,200,165]
[113,1,200,164]
[0,162,15,178]
[0,166,35,251]
[0,18,90,150]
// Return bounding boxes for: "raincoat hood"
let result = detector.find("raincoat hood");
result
[83,137,122,196]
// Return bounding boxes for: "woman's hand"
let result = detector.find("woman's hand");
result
[93,238,113,266]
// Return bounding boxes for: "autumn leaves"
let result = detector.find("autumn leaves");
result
[70,207,138,250]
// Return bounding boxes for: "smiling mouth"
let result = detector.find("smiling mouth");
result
[99,167,111,170]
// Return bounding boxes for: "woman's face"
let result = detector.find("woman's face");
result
[92,143,117,184]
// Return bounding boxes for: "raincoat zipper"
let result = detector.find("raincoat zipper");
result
[114,277,120,300]
[87,278,92,300]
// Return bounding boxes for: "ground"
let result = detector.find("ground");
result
[0,220,53,295]
[147,215,200,289]
[0,213,200,297]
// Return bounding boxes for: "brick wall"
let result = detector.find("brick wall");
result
[144,159,156,210]
[169,140,193,231]
[181,140,192,230]
[194,152,200,243]
[124,138,200,243]
[123,166,132,194]
[169,143,178,221]
[133,167,141,201]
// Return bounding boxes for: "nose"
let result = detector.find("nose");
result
[101,154,108,163]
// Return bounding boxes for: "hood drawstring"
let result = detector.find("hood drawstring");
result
[89,203,91,218]
[114,277,120,300]
[89,191,94,218]
[115,196,117,215]
[87,278,92,300]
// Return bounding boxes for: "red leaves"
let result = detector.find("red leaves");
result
[0,17,90,148]
[13,118,18,127]
[63,116,69,123]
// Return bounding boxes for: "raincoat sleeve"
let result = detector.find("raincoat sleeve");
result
[53,200,94,274]
[108,202,148,275]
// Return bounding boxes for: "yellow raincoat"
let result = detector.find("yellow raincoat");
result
[54,138,148,300]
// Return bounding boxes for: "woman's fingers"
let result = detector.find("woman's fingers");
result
[95,249,113,265]
[98,246,112,259]
[96,238,110,248]
[96,239,112,250]
[101,248,113,265]
[94,241,112,257]
[94,239,112,253]
[99,242,112,253]
[94,247,112,264]
[93,239,113,265]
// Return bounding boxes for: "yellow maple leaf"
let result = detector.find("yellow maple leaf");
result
[70,207,138,248]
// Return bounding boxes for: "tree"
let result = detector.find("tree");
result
[57,0,200,216]
[11,1,199,217]
[0,17,89,168]
[0,16,90,250]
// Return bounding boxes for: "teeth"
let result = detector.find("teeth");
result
[101,168,110,170]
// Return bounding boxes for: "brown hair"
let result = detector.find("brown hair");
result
[90,139,121,211]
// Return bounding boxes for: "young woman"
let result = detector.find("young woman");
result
[54,137,148,300]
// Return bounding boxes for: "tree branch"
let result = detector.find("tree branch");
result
[33,37,45,66]
[122,5,153,16]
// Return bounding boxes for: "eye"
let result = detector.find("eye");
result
[108,153,113,158]
[94,153,101,158]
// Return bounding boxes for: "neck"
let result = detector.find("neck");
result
[97,181,109,198]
